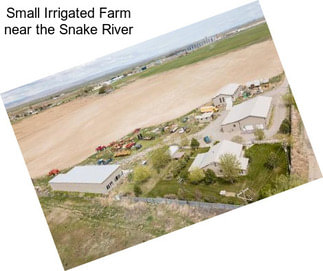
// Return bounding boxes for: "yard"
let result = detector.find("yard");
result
[146,143,289,205]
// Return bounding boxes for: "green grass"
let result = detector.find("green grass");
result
[147,143,289,204]
[112,22,271,89]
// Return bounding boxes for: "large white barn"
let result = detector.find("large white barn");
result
[221,96,272,132]
[49,165,123,194]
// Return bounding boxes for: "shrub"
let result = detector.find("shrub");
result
[133,185,142,196]
[180,135,190,146]
[254,129,265,140]
[189,168,205,184]
[190,138,200,150]
[279,118,291,134]
[133,166,152,183]
[204,169,217,184]
[264,152,279,169]
[149,146,171,170]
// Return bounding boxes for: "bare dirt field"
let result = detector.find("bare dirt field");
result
[13,40,284,178]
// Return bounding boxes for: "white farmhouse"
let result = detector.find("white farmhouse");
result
[188,140,249,176]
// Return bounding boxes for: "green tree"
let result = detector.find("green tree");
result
[264,152,279,169]
[133,166,152,183]
[204,169,217,184]
[279,118,291,134]
[254,129,265,140]
[283,88,297,109]
[190,138,200,150]
[133,184,142,196]
[259,174,306,199]
[180,135,190,146]
[149,146,171,171]
[189,168,205,184]
[219,153,241,183]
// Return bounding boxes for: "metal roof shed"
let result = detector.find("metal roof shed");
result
[49,165,122,194]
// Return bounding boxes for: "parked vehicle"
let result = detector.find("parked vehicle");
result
[135,144,142,150]
[203,136,211,143]
[114,150,131,157]
[96,145,107,152]
[48,169,60,176]
[125,142,136,149]
[97,158,113,165]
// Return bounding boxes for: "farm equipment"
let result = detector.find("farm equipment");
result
[48,169,60,176]
[114,150,131,157]
[96,145,107,152]
[143,136,155,140]
[125,142,136,149]
[203,136,211,143]
[170,125,178,133]
[134,144,142,150]
[97,158,113,165]
[178,128,185,134]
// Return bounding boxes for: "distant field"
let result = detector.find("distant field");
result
[113,22,271,88]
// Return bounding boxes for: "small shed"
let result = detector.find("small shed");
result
[169,145,179,157]
[172,151,185,160]
[195,112,213,122]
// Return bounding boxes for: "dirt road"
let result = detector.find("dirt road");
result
[13,40,284,178]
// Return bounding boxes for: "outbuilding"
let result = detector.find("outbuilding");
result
[49,165,123,194]
[195,112,213,122]
[221,96,272,132]
[212,83,242,107]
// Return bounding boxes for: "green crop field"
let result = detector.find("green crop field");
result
[112,22,272,88]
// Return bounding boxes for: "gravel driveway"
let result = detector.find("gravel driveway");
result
[195,78,289,146]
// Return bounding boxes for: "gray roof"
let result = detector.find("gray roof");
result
[222,96,272,125]
[215,83,241,97]
[49,165,120,184]
[189,140,248,171]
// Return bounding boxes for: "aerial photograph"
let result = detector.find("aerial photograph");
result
[1,1,321,269]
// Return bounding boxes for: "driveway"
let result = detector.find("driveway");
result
[194,78,289,146]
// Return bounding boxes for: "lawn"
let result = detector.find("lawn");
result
[112,22,272,89]
[146,143,289,205]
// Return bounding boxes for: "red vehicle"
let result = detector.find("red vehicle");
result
[96,145,107,152]
[48,169,60,176]
[125,142,136,149]
[108,141,116,147]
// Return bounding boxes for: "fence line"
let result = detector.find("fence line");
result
[121,196,240,211]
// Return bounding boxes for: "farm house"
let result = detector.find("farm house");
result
[49,165,123,194]
[221,96,272,133]
[188,140,249,176]
[212,83,243,106]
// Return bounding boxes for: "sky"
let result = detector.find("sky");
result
[1,1,264,109]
